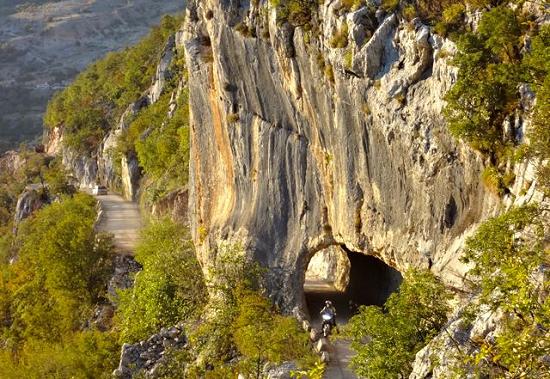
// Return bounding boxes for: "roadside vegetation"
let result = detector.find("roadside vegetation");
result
[455,205,549,377]
[116,219,207,344]
[345,270,452,378]
[0,193,118,379]
[185,246,319,377]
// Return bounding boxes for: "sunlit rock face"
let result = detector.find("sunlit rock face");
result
[305,246,350,292]
[182,0,503,311]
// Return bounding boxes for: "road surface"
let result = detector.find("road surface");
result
[95,193,141,255]
[304,279,359,379]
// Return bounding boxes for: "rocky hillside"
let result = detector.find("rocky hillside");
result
[32,0,548,377]
[0,0,183,152]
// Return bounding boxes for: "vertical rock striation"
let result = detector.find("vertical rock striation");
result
[182,0,504,310]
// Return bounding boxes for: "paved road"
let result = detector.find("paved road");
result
[95,193,141,255]
[304,280,359,379]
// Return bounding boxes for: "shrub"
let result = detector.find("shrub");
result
[346,269,452,379]
[458,206,550,377]
[133,90,190,186]
[329,23,349,48]
[344,48,353,69]
[273,0,318,27]
[433,2,465,37]
[235,22,252,37]
[116,219,207,343]
[233,290,314,377]
[188,246,317,375]
[402,4,417,21]
[0,331,119,379]
[324,64,335,83]
[522,25,550,194]
[9,194,114,342]
[227,113,240,123]
[444,7,523,156]
[481,166,506,196]
[381,0,400,12]
[0,194,117,376]
[340,0,365,12]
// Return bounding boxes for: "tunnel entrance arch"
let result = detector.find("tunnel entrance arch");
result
[303,246,403,325]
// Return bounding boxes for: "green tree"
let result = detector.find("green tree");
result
[233,289,313,378]
[7,194,114,344]
[522,25,550,194]
[43,157,75,196]
[346,269,452,379]
[444,7,523,155]
[0,194,118,377]
[188,246,317,376]
[116,219,207,343]
[458,206,550,377]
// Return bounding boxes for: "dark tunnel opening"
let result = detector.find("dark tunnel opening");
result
[304,246,403,326]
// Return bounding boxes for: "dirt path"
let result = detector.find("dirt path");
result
[324,340,357,379]
[95,193,141,255]
[304,280,359,379]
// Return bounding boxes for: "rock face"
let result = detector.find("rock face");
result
[45,36,182,201]
[113,324,187,379]
[0,150,24,176]
[150,187,190,225]
[14,188,48,224]
[306,246,351,292]
[182,0,497,310]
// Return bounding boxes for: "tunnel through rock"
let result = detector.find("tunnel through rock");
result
[304,246,403,326]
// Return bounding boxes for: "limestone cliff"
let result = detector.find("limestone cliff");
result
[45,36,182,202]
[182,0,511,310]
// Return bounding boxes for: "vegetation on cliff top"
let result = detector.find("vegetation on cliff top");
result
[43,15,181,153]
[444,7,549,194]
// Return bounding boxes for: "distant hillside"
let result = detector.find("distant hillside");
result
[0,0,183,152]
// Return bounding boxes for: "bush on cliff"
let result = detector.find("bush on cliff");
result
[455,205,550,377]
[346,269,452,379]
[187,246,318,377]
[522,25,550,194]
[444,9,549,194]
[444,6,523,156]
[233,289,315,378]
[272,0,318,27]
[133,89,190,186]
